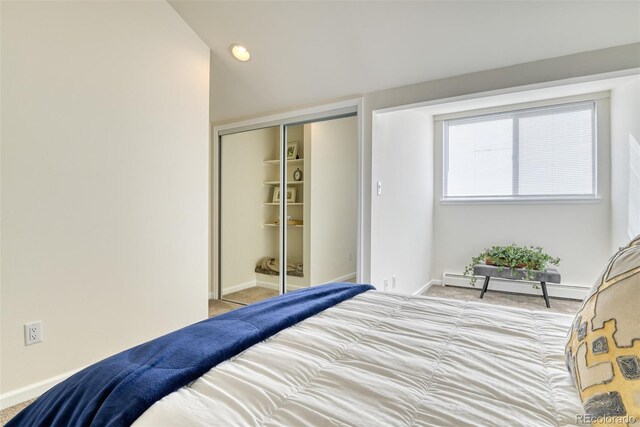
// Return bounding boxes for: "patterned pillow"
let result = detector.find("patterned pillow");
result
[565,239,640,425]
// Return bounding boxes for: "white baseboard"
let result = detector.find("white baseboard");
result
[255,280,279,290]
[221,279,280,297]
[211,272,357,300]
[220,280,256,296]
[209,279,280,299]
[413,279,442,296]
[259,272,357,292]
[320,272,357,284]
[0,367,83,410]
[286,284,306,291]
[442,272,588,300]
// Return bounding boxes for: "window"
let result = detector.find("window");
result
[443,101,596,201]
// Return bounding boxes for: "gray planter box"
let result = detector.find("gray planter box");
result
[472,264,561,308]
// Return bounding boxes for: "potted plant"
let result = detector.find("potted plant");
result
[463,244,560,286]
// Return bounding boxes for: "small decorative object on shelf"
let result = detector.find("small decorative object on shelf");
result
[272,187,281,203]
[286,187,297,203]
[272,187,297,203]
[287,141,299,160]
[463,244,560,287]
[293,168,303,182]
[274,216,303,226]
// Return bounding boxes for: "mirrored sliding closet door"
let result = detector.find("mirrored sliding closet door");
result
[219,126,282,305]
[219,114,358,305]
[284,116,358,294]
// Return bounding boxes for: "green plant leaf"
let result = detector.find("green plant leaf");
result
[463,244,560,287]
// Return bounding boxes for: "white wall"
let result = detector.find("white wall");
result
[371,110,433,294]
[0,0,209,402]
[360,44,640,284]
[611,77,640,250]
[430,98,612,288]
[220,127,279,294]
[309,116,358,285]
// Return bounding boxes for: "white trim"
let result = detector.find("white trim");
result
[0,368,83,410]
[440,196,602,205]
[220,273,358,296]
[212,278,302,299]
[254,280,280,291]
[412,279,442,296]
[220,280,257,296]
[210,121,220,301]
[286,273,357,292]
[318,273,357,285]
[442,272,588,300]
[214,99,361,134]
[355,98,365,284]
[219,280,283,296]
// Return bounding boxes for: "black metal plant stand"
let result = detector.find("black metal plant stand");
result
[473,264,561,308]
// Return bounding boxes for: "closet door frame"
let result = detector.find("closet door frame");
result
[213,99,363,300]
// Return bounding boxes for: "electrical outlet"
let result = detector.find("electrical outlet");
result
[392,276,397,289]
[383,279,389,291]
[24,321,43,346]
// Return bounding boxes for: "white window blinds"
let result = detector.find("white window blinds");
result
[444,101,596,200]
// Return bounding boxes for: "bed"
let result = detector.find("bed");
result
[9,284,584,426]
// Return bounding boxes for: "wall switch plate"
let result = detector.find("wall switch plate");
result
[24,321,43,346]
[383,279,389,291]
[392,276,397,289]
[377,181,382,196]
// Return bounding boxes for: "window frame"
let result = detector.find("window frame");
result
[442,100,598,203]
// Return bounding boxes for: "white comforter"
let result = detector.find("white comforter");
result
[134,291,584,426]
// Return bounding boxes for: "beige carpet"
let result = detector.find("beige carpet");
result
[0,399,34,426]
[223,287,278,305]
[424,285,582,315]
[208,299,243,317]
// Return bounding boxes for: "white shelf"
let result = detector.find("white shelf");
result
[263,158,304,166]
[264,181,304,186]
[263,223,304,228]
[263,202,303,206]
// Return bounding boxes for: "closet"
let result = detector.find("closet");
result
[218,115,358,304]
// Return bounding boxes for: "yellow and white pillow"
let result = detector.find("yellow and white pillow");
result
[566,238,640,425]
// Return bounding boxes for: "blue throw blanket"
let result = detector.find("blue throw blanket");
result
[8,283,373,427]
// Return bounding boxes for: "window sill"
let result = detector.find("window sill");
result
[440,196,602,205]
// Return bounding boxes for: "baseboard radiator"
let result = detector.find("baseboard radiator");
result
[442,272,589,300]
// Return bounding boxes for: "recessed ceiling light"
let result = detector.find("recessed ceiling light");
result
[230,44,251,62]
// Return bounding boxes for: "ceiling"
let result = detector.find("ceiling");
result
[169,1,640,123]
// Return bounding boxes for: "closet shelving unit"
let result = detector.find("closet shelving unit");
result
[258,125,310,289]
